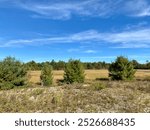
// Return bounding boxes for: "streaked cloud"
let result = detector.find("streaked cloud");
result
[84,50,97,53]
[67,49,80,53]
[1,27,150,48]
[68,48,97,54]
[17,0,118,19]
[1,0,150,19]
[124,0,150,17]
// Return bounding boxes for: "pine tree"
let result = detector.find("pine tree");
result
[64,59,85,84]
[109,56,136,80]
[40,63,53,86]
[0,57,27,90]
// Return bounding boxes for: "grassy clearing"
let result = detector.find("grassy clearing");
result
[28,69,150,84]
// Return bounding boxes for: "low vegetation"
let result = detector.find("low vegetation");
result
[0,81,149,113]
[0,56,150,113]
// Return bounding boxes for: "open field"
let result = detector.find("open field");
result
[0,81,150,112]
[28,69,150,84]
[0,69,150,113]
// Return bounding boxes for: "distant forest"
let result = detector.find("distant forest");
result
[24,59,150,70]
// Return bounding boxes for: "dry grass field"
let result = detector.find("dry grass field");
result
[28,69,150,84]
[0,69,150,113]
[0,80,150,113]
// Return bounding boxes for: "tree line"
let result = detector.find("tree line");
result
[0,56,149,90]
[24,59,150,71]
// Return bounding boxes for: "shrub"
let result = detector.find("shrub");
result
[0,57,27,90]
[40,63,53,86]
[64,59,85,84]
[91,82,106,91]
[109,56,136,80]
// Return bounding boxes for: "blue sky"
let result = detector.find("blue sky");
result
[0,0,150,63]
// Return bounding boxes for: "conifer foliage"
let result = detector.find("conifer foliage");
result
[0,57,27,90]
[64,59,85,84]
[40,63,53,86]
[109,56,136,80]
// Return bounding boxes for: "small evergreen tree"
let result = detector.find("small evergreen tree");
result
[64,59,85,84]
[0,57,27,90]
[109,56,136,80]
[40,63,53,86]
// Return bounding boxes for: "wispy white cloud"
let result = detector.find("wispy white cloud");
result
[124,0,150,17]
[124,21,148,30]
[84,50,97,53]
[68,48,97,53]
[107,29,150,48]
[1,0,150,19]
[67,48,80,53]
[1,27,150,48]
[0,37,72,47]
[13,0,114,20]
[70,28,150,48]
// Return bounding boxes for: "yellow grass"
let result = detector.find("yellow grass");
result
[135,70,150,79]
[28,69,150,84]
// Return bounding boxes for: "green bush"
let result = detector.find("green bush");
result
[109,56,136,80]
[0,57,27,90]
[64,59,85,84]
[40,63,53,86]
